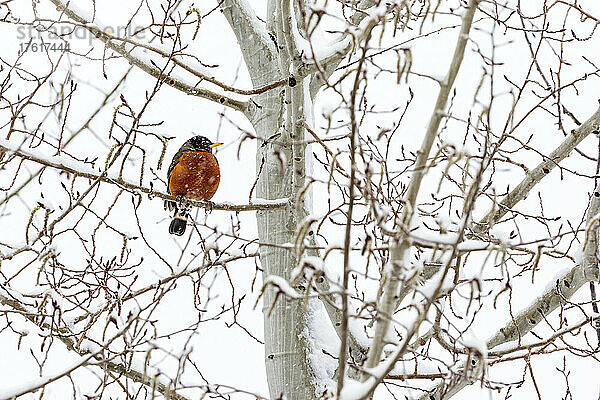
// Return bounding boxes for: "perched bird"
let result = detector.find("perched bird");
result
[165,135,223,235]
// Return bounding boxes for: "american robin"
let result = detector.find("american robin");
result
[165,135,223,235]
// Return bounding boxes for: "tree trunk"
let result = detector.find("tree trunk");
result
[249,91,316,399]
[220,0,317,398]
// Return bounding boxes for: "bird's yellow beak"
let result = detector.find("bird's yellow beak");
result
[209,142,223,148]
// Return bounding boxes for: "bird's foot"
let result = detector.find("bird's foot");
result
[181,203,192,216]
[174,196,192,216]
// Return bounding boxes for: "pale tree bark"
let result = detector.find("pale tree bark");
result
[220,0,316,397]
[222,0,384,397]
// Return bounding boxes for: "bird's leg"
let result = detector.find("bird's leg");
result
[179,201,192,217]
[204,200,215,212]
[170,196,191,220]
[173,195,185,215]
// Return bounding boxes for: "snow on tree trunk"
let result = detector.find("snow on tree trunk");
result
[220,0,317,397]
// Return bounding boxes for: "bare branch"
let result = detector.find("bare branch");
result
[475,105,600,232]
[47,0,249,113]
[365,0,481,374]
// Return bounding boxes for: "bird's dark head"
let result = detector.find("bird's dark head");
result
[187,135,223,153]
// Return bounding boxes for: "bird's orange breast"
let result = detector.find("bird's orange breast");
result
[168,151,220,201]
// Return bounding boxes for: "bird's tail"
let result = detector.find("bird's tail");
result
[169,206,189,236]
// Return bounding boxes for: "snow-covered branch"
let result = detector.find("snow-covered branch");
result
[365,0,481,376]
[0,290,191,400]
[219,0,279,88]
[0,140,289,212]
[47,0,250,113]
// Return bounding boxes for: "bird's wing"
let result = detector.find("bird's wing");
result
[167,150,184,192]
[166,140,195,192]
